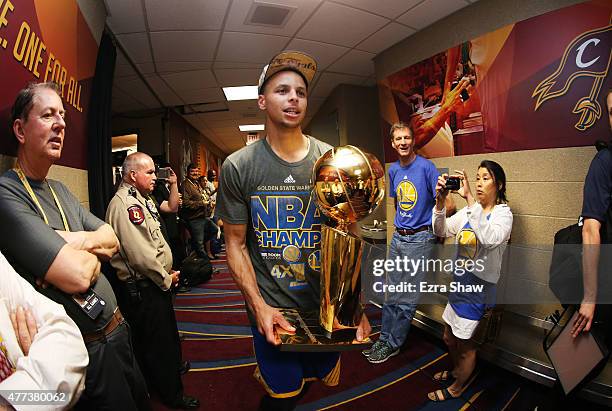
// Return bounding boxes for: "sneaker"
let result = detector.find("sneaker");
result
[362,339,385,358]
[367,341,399,364]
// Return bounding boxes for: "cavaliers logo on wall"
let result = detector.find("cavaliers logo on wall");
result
[532,23,611,131]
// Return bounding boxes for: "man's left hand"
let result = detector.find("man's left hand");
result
[356,313,371,342]
[10,306,38,356]
[572,302,596,337]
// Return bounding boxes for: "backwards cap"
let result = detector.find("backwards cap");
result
[258,51,317,94]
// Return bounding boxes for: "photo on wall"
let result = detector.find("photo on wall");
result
[378,0,611,162]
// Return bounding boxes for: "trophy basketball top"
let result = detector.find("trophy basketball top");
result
[312,145,385,231]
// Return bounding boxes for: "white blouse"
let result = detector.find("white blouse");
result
[432,202,513,283]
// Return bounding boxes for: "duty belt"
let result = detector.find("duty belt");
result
[82,308,124,344]
[396,226,430,236]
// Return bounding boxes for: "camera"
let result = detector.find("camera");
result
[445,176,461,191]
[157,167,172,180]
[451,76,474,102]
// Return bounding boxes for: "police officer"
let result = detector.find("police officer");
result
[106,152,200,410]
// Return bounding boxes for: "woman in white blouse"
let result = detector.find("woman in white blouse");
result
[427,160,513,402]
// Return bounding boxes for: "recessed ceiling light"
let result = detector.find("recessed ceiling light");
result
[239,124,265,132]
[223,86,258,101]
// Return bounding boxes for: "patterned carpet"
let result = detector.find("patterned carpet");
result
[151,254,538,410]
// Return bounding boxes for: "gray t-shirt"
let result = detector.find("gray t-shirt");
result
[0,170,117,333]
[216,136,332,313]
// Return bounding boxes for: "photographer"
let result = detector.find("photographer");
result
[428,160,513,402]
[152,163,186,274]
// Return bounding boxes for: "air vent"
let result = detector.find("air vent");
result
[245,1,296,28]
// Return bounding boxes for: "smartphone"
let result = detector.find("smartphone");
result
[445,176,461,191]
[157,167,172,179]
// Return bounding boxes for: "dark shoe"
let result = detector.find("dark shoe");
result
[180,360,191,375]
[362,339,384,358]
[170,395,200,409]
[367,341,399,364]
[176,285,191,293]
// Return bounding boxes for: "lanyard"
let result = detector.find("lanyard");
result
[14,165,70,232]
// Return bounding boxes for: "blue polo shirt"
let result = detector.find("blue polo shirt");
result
[389,156,439,230]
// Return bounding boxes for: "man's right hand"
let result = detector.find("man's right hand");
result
[254,303,295,345]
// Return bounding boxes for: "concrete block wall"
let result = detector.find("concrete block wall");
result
[385,145,596,320]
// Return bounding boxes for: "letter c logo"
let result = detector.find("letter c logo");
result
[575,38,600,69]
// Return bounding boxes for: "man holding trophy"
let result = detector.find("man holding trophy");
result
[217,51,372,410]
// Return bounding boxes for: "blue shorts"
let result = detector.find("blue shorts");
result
[251,327,341,398]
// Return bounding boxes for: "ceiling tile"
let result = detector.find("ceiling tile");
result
[136,62,156,75]
[206,118,246,128]
[214,61,263,69]
[156,61,213,73]
[213,68,261,87]
[184,101,229,114]
[106,0,146,34]
[331,0,422,19]
[310,72,366,98]
[327,49,375,76]
[116,33,153,63]
[180,87,226,105]
[217,32,288,63]
[227,100,262,116]
[144,74,184,106]
[145,0,229,31]
[224,0,322,37]
[114,63,138,79]
[114,77,161,109]
[115,61,156,79]
[284,38,349,70]
[397,0,468,30]
[197,110,240,121]
[362,76,377,86]
[112,87,147,113]
[356,22,416,54]
[296,2,388,47]
[161,69,217,91]
[151,31,219,62]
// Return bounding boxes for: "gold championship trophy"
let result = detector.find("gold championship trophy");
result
[277,146,385,351]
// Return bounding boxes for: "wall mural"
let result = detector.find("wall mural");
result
[0,0,99,169]
[378,0,611,162]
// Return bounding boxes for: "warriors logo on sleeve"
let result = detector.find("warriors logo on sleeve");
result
[128,205,145,225]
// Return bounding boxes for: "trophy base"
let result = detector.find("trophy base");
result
[275,309,371,352]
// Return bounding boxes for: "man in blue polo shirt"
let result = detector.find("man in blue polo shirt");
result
[366,121,439,363]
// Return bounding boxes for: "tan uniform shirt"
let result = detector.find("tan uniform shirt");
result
[106,182,173,290]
